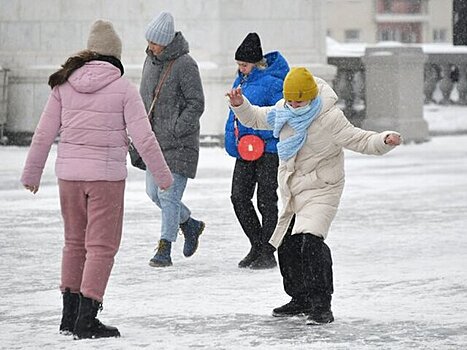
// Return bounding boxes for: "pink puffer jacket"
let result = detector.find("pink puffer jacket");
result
[21,61,173,189]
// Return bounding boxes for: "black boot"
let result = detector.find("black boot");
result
[249,245,277,270]
[306,295,334,325]
[149,239,173,267]
[59,288,79,335]
[307,309,334,325]
[272,298,313,317]
[180,217,205,257]
[73,295,120,339]
[238,245,260,268]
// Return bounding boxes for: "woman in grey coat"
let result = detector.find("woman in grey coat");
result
[140,12,205,267]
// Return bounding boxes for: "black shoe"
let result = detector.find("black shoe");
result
[272,299,313,317]
[306,309,334,325]
[249,251,277,270]
[73,295,120,339]
[59,288,79,335]
[238,247,260,268]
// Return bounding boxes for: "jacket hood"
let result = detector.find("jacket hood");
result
[237,51,289,83]
[315,77,338,114]
[68,61,121,93]
[146,31,189,62]
[263,51,289,81]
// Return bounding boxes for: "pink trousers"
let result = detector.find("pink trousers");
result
[58,179,125,302]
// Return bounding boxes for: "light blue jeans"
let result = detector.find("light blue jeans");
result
[146,171,191,242]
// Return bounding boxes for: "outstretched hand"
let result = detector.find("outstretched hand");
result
[24,184,39,194]
[226,87,244,107]
[384,133,402,146]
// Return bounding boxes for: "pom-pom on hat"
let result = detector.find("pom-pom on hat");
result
[145,11,175,46]
[87,20,122,60]
[235,32,263,63]
[283,67,319,101]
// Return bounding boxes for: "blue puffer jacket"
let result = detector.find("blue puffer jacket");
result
[225,51,289,158]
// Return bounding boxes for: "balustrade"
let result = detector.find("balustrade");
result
[327,45,467,123]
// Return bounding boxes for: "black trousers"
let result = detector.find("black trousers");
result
[278,217,334,305]
[230,152,279,251]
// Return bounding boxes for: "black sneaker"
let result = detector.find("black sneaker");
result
[306,309,334,325]
[272,299,313,317]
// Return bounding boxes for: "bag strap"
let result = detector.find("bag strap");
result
[147,59,175,118]
[233,82,244,143]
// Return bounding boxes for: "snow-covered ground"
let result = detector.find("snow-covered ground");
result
[424,104,467,135]
[1,115,467,349]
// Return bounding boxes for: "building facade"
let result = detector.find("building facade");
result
[326,0,452,44]
[0,0,335,144]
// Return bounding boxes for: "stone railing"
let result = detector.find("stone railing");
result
[423,46,467,105]
[327,43,467,126]
[327,55,366,127]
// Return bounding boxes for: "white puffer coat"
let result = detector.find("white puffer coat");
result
[231,78,400,248]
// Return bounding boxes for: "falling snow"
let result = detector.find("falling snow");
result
[0,110,466,349]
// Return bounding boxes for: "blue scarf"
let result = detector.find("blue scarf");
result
[266,96,322,161]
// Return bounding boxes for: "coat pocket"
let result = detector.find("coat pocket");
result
[316,161,344,186]
[289,171,325,195]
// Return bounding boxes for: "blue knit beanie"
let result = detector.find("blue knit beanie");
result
[145,12,175,46]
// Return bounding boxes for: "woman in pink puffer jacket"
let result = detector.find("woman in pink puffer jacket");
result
[20,20,173,340]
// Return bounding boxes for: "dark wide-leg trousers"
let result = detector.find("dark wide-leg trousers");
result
[278,217,334,305]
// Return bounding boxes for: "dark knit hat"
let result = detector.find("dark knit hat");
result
[235,33,263,63]
[87,20,122,60]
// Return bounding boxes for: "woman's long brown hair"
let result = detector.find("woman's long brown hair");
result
[48,50,99,89]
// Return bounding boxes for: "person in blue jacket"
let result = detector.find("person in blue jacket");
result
[225,32,289,269]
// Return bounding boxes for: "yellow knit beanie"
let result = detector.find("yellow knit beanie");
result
[283,67,318,101]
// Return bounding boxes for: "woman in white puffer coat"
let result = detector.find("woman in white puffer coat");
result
[227,67,401,325]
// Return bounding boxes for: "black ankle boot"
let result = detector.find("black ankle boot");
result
[73,295,120,339]
[149,239,173,267]
[272,298,313,317]
[59,288,79,335]
[306,308,334,325]
[306,295,334,325]
[238,246,260,268]
[249,245,277,270]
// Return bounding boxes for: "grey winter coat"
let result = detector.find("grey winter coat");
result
[231,78,400,248]
[140,32,205,179]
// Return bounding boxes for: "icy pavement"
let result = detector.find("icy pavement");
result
[0,135,466,349]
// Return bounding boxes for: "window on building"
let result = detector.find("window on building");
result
[433,29,448,43]
[401,30,417,43]
[378,29,398,41]
[344,29,361,42]
[377,0,425,14]
[382,0,392,13]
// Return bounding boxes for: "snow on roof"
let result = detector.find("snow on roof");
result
[326,37,467,57]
